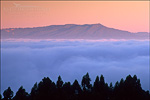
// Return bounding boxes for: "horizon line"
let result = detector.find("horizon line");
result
[1,23,149,33]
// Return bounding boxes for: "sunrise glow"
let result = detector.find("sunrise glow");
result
[1,1,149,32]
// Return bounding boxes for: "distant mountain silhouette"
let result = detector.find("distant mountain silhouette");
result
[1,24,149,39]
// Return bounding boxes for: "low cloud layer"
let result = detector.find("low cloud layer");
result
[1,40,149,93]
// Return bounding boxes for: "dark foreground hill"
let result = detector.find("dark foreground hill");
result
[1,73,150,100]
[1,24,149,40]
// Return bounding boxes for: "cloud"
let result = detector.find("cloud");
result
[1,40,149,94]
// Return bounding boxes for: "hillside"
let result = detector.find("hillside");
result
[1,24,149,39]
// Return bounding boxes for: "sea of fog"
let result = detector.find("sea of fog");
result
[1,39,149,94]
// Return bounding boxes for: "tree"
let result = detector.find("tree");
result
[99,75,107,93]
[92,76,100,100]
[114,81,119,90]
[38,77,54,92]
[123,75,143,100]
[72,80,82,94]
[56,75,63,89]
[99,75,105,87]
[99,75,109,100]
[63,82,72,94]
[108,82,113,99]
[55,76,64,100]
[1,74,150,100]
[13,86,28,100]
[109,82,113,90]
[30,82,38,100]
[62,82,73,99]
[81,73,91,91]
[37,77,56,100]
[133,75,142,90]
[3,87,13,100]
[93,76,99,92]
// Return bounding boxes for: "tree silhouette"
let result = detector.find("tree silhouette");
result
[62,82,73,100]
[56,75,64,100]
[108,82,113,100]
[13,86,28,100]
[99,75,105,91]
[1,74,150,100]
[109,82,113,90]
[72,79,82,95]
[98,75,109,100]
[93,76,99,92]
[30,82,38,100]
[114,81,119,90]
[56,75,63,89]
[92,76,100,100]
[3,87,13,100]
[36,77,56,100]
[81,73,91,92]
[112,74,148,100]
[81,73,92,100]
[63,82,72,94]
[123,75,143,100]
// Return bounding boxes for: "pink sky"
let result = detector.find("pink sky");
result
[1,1,149,32]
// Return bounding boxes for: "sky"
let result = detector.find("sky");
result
[1,1,149,32]
[1,40,149,93]
[1,1,149,95]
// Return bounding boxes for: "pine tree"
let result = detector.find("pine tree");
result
[13,86,28,100]
[93,76,99,92]
[81,73,91,92]
[56,76,63,89]
[30,82,38,100]
[72,80,82,94]
[3,87,13,100]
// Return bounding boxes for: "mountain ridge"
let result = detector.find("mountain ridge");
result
[1,23,149,40]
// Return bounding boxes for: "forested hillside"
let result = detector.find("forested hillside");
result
[1,73,150,100]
